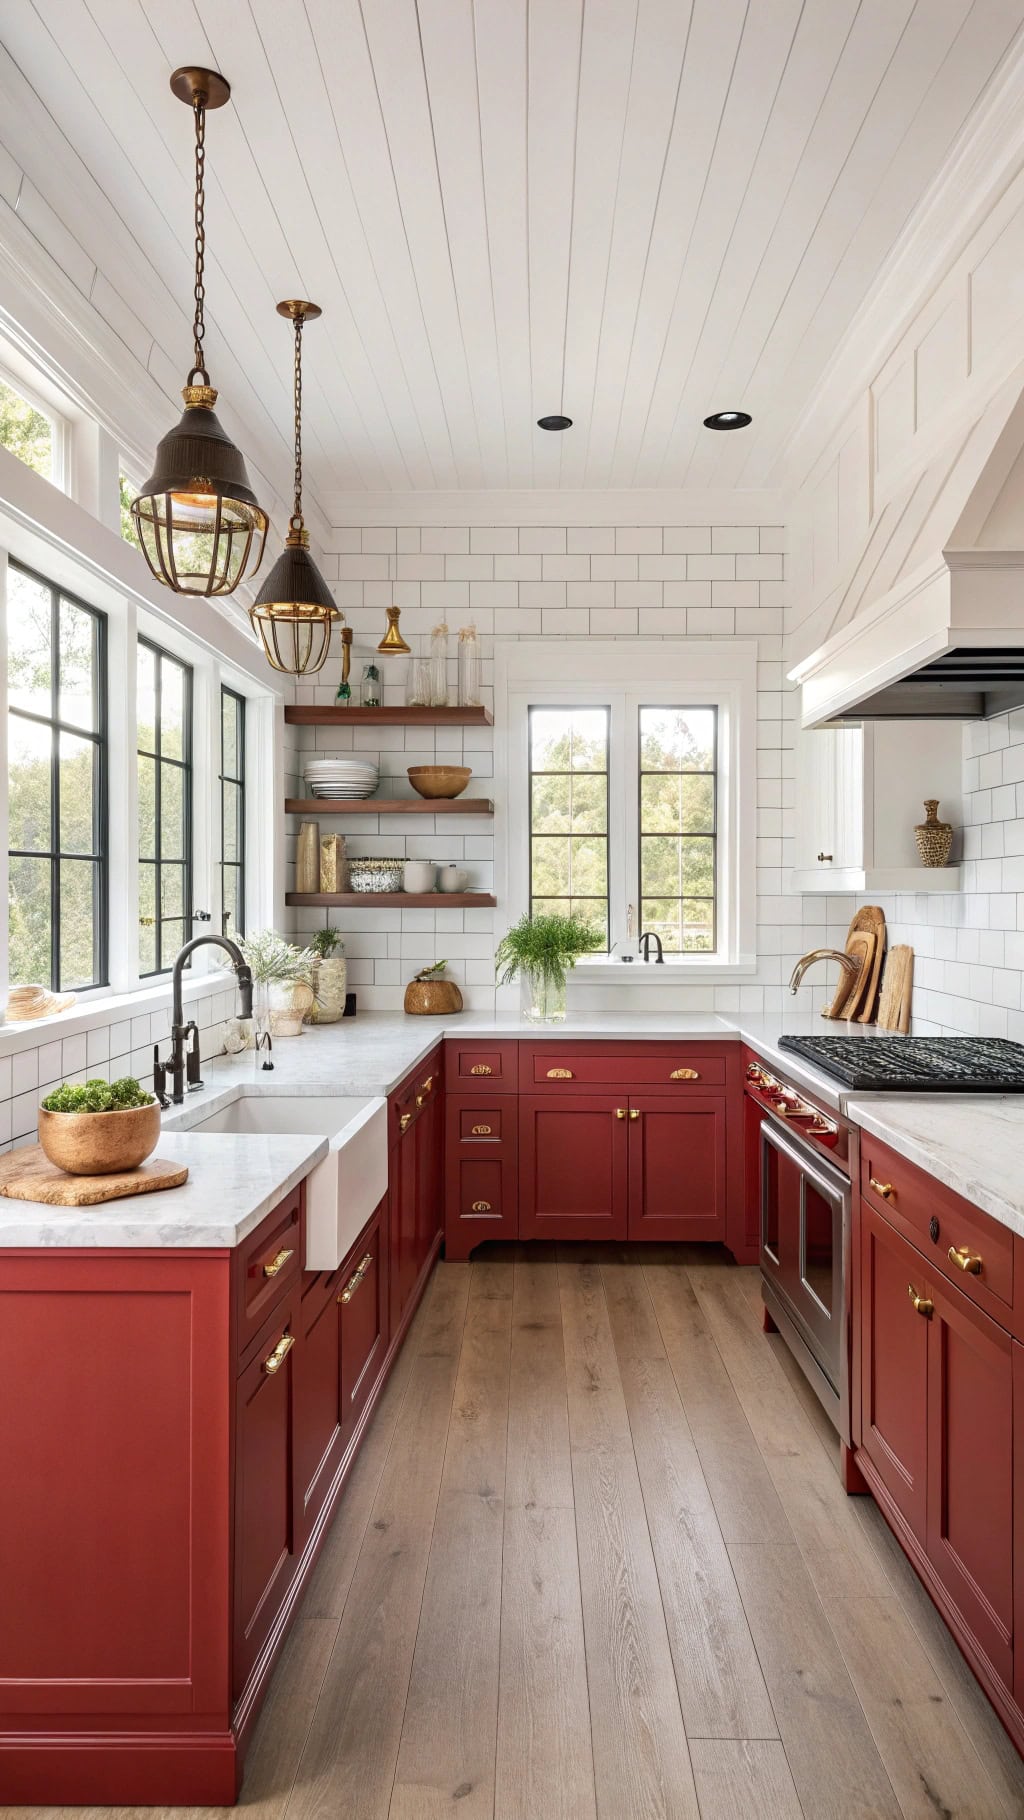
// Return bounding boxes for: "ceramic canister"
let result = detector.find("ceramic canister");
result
[438,863,469,893]
[403,860,436,894]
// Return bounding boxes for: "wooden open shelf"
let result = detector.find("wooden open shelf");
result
[284,705,492,727]
[285,797,493,816]
[286,891,497,909]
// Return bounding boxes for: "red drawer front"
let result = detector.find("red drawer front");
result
[861,1134,1015,1331]
[457,1102,510,1143]
[236,1185,303,1364]
[446,1041,518,1092]
[445,1092,518,1257]
[525,1045,727,1090]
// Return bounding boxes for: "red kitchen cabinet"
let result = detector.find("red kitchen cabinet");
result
[519,1095,629,1241]
[233,1294,300,1698]
[926,1271,1014,1690]
[626,1095,726,1241]
[296,1264,346,1542]
[859,1198,929,1541]
[388,1048,443,1340]
[445,1094,518,1259]
[340,1196,388,1442]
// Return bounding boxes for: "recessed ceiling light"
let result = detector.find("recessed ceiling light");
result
[537,414,573,431]
[703,410,752,430]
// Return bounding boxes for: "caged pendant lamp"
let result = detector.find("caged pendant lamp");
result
[249,301,340,675]
[131,68,267,597]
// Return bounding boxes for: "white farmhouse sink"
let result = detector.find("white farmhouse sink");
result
[187,1094,388,1270]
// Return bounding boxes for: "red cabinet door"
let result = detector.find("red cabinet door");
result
[859,1199,929,1542]
[340,1197,389,1443]
[519,1095,628,1241]
[927,1272,1014,1690]
[626,1095,726,1242]
[390,1111,419,1336]
[415,1085,443,1274]
[445,1094,519,1259]
[1014,1341,1024,1715]
[233,1294,300,1697]
[295,1267,345,1543]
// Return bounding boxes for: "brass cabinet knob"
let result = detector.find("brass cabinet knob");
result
[471,1200,492,1212]
[616,1107,627,1119]
[416,1075,434,1106]
[471,1124,492,1136]
[470,1063,492,1075]
[908,1284,934,1318]
[262,1246,294,1278]
[629,1108,640,1120]
[948,1245,983,1275]
[400,1111,412,1132]
[547,1067,574,1079]
[262,1330,295,1374]
[817,852,833,862]
[870,1178,895,1202]
[669,1068,700,1081]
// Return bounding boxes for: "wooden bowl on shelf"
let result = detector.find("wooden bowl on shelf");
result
[407,765,472,800]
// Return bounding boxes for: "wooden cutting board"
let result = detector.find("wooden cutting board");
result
[0,1148,189,1206]
[878,946,914,1033]
[848,905,887,1023]
[823,929,876,1020]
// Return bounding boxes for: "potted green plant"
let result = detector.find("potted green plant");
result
[238,930,315,1037]
[495,910,600,1024]
[306,925,347,1024]
[38,1076,159,1175]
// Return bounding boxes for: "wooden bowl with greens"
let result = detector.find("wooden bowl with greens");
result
[38,1077,160,1175]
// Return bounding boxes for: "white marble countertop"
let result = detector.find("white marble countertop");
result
[0,1130,328,1249]
[847,1096,1024,1239]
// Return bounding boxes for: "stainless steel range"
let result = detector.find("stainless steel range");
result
[749,1035,1024,1449]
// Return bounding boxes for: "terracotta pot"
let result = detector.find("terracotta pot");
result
[268,978,315,1036]
[404,977,464,1016]
[38,1102,161,1175]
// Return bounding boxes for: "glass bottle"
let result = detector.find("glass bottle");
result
[406,655,431,706]
[429,622,449,708]
[360,661,382,708]
[458,623,481,706]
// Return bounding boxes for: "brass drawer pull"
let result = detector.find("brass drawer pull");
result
[870,1178,895,1202]
[400,1111,412,1132]
[471,1124,492,1136]
[416,1075,435,1106]
[470,1063,492,1075]
[616,1107,627,1119]
[670,1068,700,1081]
[339,1253,374,1304]
[471,1199,492,1212]
[263,1330,295,1374]
[262,1246,294,1278]
[908,1284,933,1318]
[948,1245,983,1276]
[629,1108,640,1120]
[547,1067,574,1079]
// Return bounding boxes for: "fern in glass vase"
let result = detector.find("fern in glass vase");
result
[495,910,600,1024]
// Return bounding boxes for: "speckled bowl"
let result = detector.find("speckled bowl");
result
[38,1102,161,1175]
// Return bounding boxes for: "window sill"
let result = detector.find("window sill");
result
[572,955,758,985]
[0,970,239,1058]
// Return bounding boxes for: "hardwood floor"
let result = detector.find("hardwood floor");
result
[15,1244,1024,1820]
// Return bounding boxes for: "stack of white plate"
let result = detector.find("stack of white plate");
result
[304,757,379,800]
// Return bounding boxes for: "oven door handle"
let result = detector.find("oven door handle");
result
[760,1109,850,1198]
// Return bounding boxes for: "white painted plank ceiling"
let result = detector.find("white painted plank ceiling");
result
[0,0,1020,508]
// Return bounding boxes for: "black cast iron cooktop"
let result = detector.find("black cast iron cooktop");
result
[776,1034,1024,1092]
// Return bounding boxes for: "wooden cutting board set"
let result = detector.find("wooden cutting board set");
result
[822,903,913,1031]
[0,1148,188,1206]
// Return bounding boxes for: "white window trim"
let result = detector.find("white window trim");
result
[0,352,69,493]
[494,640,758,982]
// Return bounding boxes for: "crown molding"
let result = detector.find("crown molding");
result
[323,486,784,530]
[778,32,1024,494]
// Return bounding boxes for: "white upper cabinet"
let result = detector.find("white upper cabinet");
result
[792,721,963,893]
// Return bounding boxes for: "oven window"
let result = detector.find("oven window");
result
[801,1182,834,1314]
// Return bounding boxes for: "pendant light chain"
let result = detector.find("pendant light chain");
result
[192,94,208,383]
[292,313,304,528]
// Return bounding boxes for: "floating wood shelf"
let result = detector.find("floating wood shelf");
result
[286,891,497,909]
[284,705,492,727]
[285,797,494,816]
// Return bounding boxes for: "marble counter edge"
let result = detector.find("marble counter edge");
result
[847,1096,1024,1240]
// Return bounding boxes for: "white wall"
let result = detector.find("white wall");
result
[283,516,815,1017]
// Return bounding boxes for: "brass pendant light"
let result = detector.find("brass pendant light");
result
[131,68,267,596]
[249,301,340,676]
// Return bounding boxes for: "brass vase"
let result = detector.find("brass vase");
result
[914,800,953,867]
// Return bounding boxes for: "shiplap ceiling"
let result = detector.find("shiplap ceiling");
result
[2,0,1022,509]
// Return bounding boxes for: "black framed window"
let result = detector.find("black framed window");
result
[528,706,609,948]
[639,706,717,952]
[137,639,192,975]
[7,560,107,990]
[220,686,245,937]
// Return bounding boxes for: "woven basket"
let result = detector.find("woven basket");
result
[914,799,953,867]
[403,978,464,1016]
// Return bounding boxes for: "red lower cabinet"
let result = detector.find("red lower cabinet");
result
[233,1295,300,1697]
[626,1096,726,1241]
[926,1272,1014,1689]
[859,1199,929,1540]
[445,1095,518,1258]
[519,1094,629,1241]
[340,1198,388,1440]
[296,1265,346,1541]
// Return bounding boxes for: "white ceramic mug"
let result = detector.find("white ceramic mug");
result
[438,863,469,893]
[403,860,436,894]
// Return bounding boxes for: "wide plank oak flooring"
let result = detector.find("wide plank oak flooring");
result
[12,1245,1024,1820]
